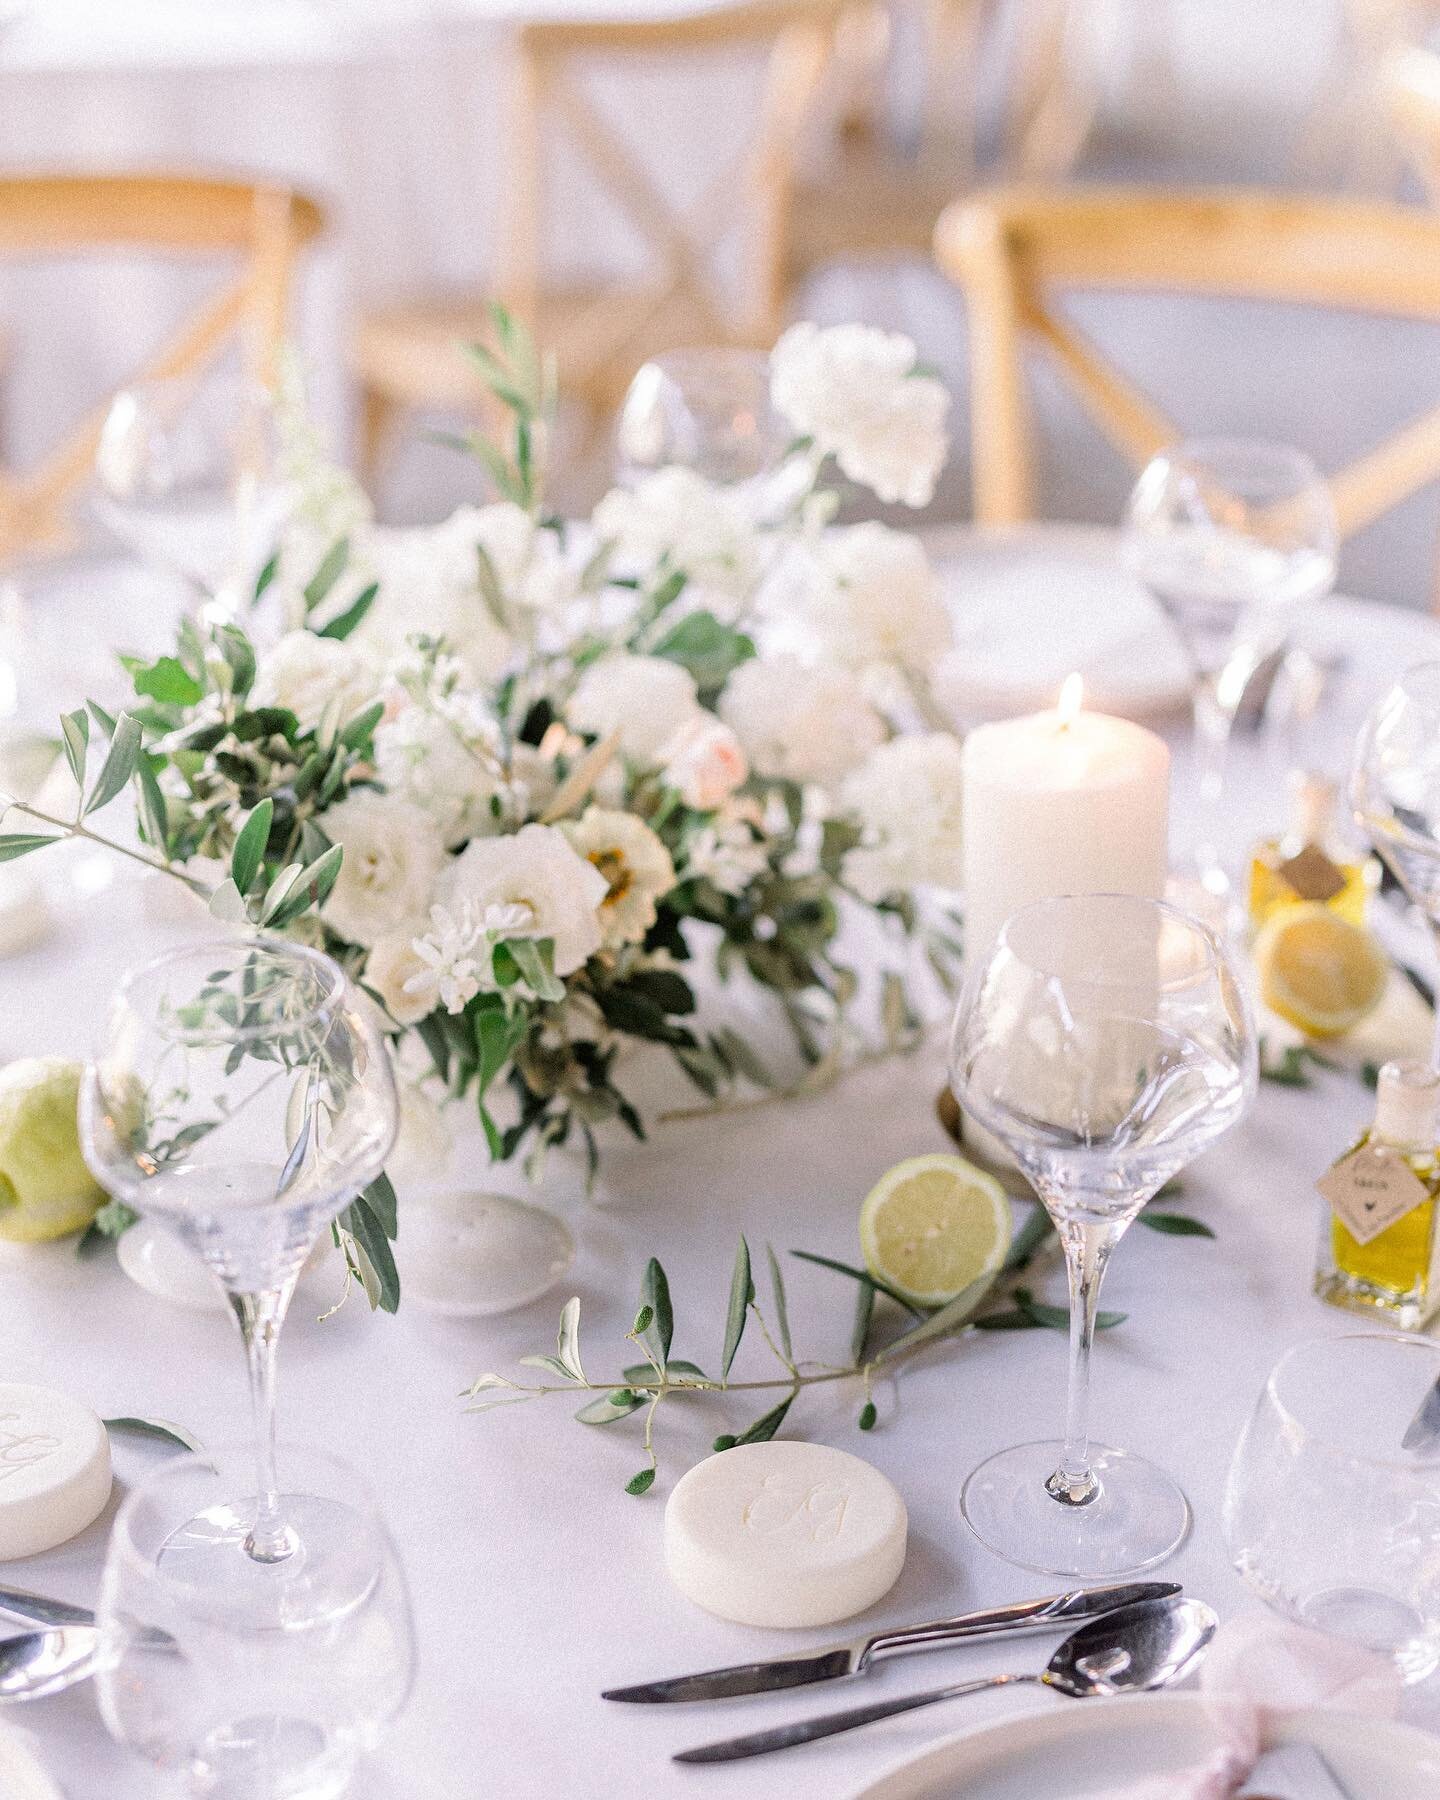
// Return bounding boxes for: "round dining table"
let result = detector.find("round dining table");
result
[3,525,1440,1798]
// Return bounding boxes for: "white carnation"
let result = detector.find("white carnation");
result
[840,732,965,902]
[719,654,885,786]
[375,703,508,847]
[787,523,952,672]
[320,792,445,949]
[438,823,608,976]
[253,630,377,733]
[568,653,701,765]
[770,322,949,508]
[562,806,676,948]
[592,469,760,599]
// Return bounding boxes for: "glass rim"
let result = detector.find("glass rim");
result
[109,934,348,1047]
[1148,435,1329,486]
[1351,660,1440,858]
[992,892,1229,993]
[1262,1331,1440,1472]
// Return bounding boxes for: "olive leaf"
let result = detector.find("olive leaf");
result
[720,1236,753,1380]
[83,711,142,816]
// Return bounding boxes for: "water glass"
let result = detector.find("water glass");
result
[98,1444,416,1799]
[1223,1333,1440,1682]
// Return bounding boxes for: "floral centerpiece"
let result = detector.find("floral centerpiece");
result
[0,314,969,1310]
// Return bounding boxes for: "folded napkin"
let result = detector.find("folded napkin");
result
[1083,1611,1403,1799]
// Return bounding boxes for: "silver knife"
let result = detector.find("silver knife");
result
[601,1580,1180,1703]
[1402,1374,1440,1455]
[1235,1743,1355,1800]
[0,1586,95,1630]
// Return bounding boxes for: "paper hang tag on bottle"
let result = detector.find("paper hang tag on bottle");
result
[1318,1143,1431,1246]
[1278,843,1347,904]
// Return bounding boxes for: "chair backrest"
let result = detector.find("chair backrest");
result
[934,183,1440,554]
[1386,44,1440,203]
[826,1,983,172]
[0,173,323,557]
[500,0,842,358]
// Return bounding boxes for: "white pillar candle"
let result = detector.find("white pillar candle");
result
[961,676,1170,980]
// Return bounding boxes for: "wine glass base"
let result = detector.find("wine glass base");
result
[960,1439,1191,1577]
[158,1494,378,1628]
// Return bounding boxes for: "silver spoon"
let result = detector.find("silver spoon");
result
[675,1594,1218,1764]
[0,1627,103,1702]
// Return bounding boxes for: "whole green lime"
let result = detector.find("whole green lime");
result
[0,1058,107,1243]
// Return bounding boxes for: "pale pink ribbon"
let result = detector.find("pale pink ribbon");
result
[1083,1611,1403,1799]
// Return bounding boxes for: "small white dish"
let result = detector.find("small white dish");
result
[402,1190,575,1317]
[851,1692,1440,1800]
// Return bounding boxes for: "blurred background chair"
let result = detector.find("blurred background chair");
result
[353,0,842,485]
[1385,42,1440,199]
[0,174,322,561]
[935,184,1440,605]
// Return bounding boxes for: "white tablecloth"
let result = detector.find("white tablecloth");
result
[3,541,1440,1797]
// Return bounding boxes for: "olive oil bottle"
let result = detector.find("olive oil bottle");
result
[1315,1060,1440,1330]
[1249,773,1378,930]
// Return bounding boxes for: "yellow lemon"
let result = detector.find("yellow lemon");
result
[1255,904,1389,1040]
[859,1153,1011,1310]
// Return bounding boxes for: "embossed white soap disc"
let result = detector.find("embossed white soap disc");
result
[118,1219,333,1313]
[664,1440,907,1629]
[402,1190,575,1317]
[0,1383,112,1560]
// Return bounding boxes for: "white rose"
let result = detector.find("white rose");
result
[659,716,748,810]
[786,523,952,672]
[568,653,701,765]
[363,932,434,1027]
[770,321,949,508]
[840,732,965,901]
[562,806,676,948]
[719,654,885,786]
[386,1078,454,1188]
[375,703,507,848]
[320,792,445,948]
[253,630,377,733]
[592,469,760,600]
[439,823,608,976]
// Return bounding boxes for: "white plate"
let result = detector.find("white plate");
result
[923,524,1193,723]
[0,1721,64,1800]
[851,1692,1440,1800]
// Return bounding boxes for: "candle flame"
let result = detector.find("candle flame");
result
[1057,672,1084,727]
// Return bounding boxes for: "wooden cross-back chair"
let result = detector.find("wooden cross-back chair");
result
[0,174,323,561]
[935,185,1440,601]
[355,0,843,477]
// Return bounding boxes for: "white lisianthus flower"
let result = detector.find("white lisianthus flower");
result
[319,793,444,949]
[684,809,769,896]
[770,322,949,508]
[719,653,885,786]
[252,630,377,733]
[592,469,760,600]
[788,523,952,672]
[568,653,701,765]
[374,703,507,848]
[439,823,607,976]
[840,732,965,902]
[659,716,748,811]
[561,806,676,948]
[364,932,434,1027]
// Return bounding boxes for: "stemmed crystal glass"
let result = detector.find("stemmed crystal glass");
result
[948,894,1257,1576]
[81,938,397,1584]
[1351,662,1440,1064]
[1124,439,1337,901]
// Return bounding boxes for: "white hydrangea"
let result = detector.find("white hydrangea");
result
[592,468,760,600]
[839,732,965,902]
[252,630,377,733]
[359,517,514,686]
[770,322,949,508]
[562,806,676,948]
[320,792,445,948]
[467,501,579,614]
[787,523,952,672]
[718,654,885,787]
[438,823,608,977]
[568,653,701,765]
[403,899,535,1014]
[374,702,508,848]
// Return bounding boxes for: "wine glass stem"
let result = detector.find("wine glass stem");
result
[1192,674,1237,889]
[1048,1216,1122,1506]
[228,1277,300,1564]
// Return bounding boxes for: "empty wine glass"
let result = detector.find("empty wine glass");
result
[80,939,397,1588]
[614,348,799,517]
[1351,662,1440,1063]
[1223,1334,1440,1683]
[1124,439,1337,901]
[98,1444,416,1799]
[948,894,1257,1576]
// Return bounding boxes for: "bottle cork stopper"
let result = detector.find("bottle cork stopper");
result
[1291,771,1336,846]
[1373,1060,1440,1151]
